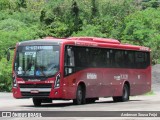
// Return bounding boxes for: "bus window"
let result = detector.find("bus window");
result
[135,52,150,69]
[64,46,75,76]
[114,50,124,68]
[127,51,135,68]
[105,51,110,67]
[144,52,150,67]
[74,47,90,69]
[135,52,145,68]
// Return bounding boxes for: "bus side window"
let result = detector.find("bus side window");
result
[127,51,135,68]
[64,46,75,76]
[114,50,124,68]
[135,52,145,68]
[105,51,110,67]
[109,49,114,67]
[145,52,150,67]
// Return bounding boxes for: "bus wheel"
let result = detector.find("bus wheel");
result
[113,84,129,102]
[73,85,85,105]
[33,98,42,107]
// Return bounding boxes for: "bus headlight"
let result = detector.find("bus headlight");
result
[13,77,17,87]
[54,73,60,88]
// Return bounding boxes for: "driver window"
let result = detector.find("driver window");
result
[64,46,75,76]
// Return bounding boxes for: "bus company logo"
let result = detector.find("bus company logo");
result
[2,112,11,117]
[87,73,97,79]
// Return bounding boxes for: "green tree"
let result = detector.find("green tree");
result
[122,8,160,63]
[141,0,160,9]
[17,0,27,9]
[91,0,98,18]
[0,0,10,10]
[71,0,82,32]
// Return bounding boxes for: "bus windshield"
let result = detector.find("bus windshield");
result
[14,45,60,77]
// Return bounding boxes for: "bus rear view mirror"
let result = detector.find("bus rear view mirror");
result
[7,50,10,61]
[67,48,72,57]
[6,47,15,61]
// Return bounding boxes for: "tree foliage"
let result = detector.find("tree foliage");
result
[122,8,160,63]
[0,0,160,91]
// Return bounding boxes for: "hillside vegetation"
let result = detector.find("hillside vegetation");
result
[0,0,160,91]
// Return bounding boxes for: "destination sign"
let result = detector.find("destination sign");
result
[25,46,53,50]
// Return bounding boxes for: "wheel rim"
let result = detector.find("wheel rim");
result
[77,89,82,103]
[123,85,128,99]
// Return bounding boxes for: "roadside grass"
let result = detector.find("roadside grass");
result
[131,91,155,98]
[144,91,155,96]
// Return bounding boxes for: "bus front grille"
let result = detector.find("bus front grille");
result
[19,84,52,97]
[21,92,50,97]
[19,84,52,88]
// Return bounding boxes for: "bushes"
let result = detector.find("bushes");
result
[0,12,40,92]
[0,58,12,92]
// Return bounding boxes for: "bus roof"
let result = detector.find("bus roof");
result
[67,37,150,52]
[67,37,120,44]
[18,37,150,52]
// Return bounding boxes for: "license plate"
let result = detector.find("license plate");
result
[30,90,39,94]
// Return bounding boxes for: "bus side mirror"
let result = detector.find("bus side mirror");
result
[67,48,72,57]
[6,47,15,61]
[7,50,10,61]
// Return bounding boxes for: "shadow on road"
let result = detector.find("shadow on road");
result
[96,99,141,104]
[22,102,73,108]
[20,99,142,108]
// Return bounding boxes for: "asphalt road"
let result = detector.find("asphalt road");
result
[0,92,160,120]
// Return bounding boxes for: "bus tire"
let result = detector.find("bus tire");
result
[113,84,129,102]
[73,85,85,105]
[33,98,42,107]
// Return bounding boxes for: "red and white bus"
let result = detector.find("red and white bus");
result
[8,37,151,106]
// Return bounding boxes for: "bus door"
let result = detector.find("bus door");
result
[63,46,76,98]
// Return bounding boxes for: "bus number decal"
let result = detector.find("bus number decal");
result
[114,75,121,81]
[87,73,97,79]
[114,74,128,81]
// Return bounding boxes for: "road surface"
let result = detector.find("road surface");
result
[0,92,160,120]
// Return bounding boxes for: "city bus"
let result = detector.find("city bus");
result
[7,37,151,106]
